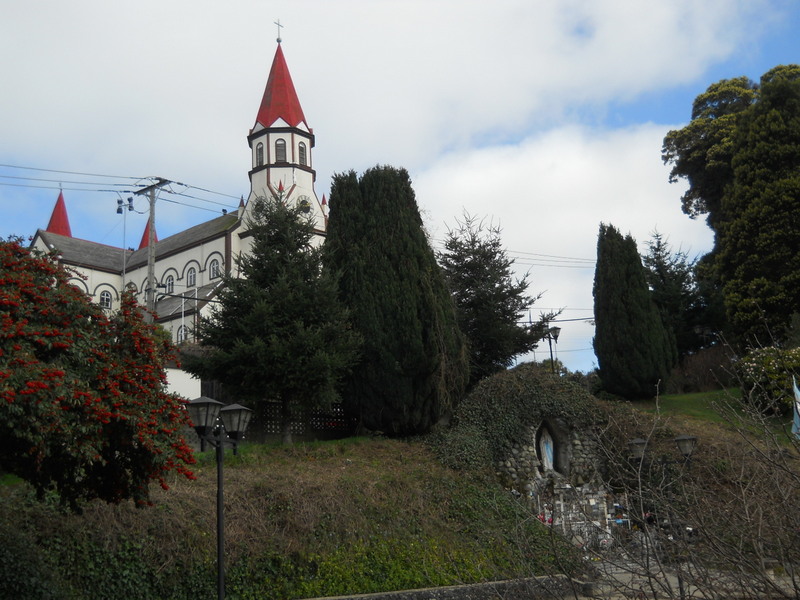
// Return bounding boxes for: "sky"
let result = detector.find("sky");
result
[2,0,800,373]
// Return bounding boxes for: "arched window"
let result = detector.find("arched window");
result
[275,139,286,163]
[177,325,189,344]
[256,142,264,167]
[99,290,112,309]
[298,142,307,166]
[210,259,221,279]
[165,275,174,294]
[187,267,196,288]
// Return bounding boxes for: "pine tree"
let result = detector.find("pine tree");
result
[184,194,361,444]
[593,224,676,399]
[642,232,713,360]
[437,213,555,388]
[324,166,469,435]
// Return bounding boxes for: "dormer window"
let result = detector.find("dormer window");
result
[256,142,264,167]
[299,142,307,166]
[275,139,286,163]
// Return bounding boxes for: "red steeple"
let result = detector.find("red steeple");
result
[255,44,308,129]
[138,220,158,250]
[46,191,72,237]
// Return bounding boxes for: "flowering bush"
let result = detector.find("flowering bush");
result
[0,239,194,510]
[736,345,800,414]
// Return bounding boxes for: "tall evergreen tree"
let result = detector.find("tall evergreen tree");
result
[324,166,469,435]
[593,224,676,399]
[663,64,800,346]
[183,194,361,444]
[437,213,555,388]
[717,65,800,344]
[642,232,711,360]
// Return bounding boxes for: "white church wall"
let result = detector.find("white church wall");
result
[165,366,201,399]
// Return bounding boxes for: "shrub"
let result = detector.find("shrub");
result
[736,346,800,414]
[431,362,598,470]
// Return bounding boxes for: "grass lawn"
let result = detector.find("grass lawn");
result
[638,389,741,424]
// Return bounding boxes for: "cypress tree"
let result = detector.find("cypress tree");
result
[324,166,469,435]
[593,224,676,399]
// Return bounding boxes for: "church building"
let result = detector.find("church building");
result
[30,41,325,397]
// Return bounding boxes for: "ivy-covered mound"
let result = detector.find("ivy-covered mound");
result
[432,362,599,471]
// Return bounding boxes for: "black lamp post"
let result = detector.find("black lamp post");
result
[188,397,253,600]
[545,326,561,374]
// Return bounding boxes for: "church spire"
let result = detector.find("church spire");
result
[255,43,308,129]
[46,190,72,237]
[138,219,158,250]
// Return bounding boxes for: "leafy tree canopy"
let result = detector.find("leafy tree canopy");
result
[663,64,800,346]
[324,166,469,435]
[662,76,757,228]
[183,195,361,443]
[716,65,800,343]
[437,213,556,388]
[0,239,194,511]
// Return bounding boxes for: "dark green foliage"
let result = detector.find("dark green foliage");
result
[432,362,598,470]
[717,66,800,344]
[663,64,800,347]
[437,213,556,389]
[593,224,676,399]
[184,194,361,442]
[662,76,757,229]
[642,232,715,360]
[324,166,469,435]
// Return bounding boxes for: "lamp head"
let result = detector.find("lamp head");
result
[187,397,224,439]
[674,434,698,458]
[220,403,253,442]
[628,438,648,461]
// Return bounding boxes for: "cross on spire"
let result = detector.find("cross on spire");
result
[274,19,283,43]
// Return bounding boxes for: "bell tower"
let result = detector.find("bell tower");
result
[247,39,325,233]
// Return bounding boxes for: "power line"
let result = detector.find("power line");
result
[0,163,144,180]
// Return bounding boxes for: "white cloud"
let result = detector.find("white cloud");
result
[415,123,714,371]
[0,0,790,370]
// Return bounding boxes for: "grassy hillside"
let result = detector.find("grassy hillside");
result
[0,437,580,600]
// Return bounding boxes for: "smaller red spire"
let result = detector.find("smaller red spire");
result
[278,180,285,192]
[138,220,158,250]
[321,194,327,206]
[46,191,72,237]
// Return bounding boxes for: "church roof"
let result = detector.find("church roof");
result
[35,230,127,273]
[35,213,240,274]
[255,44,308,129]
[125,213,239,269]
[46,191,73,237]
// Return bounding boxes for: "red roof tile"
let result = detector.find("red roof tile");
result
[255,44,307,129]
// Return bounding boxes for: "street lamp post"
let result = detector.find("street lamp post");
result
[545,326,561,374]
[187,397,253,600]
[627,434,698,600]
